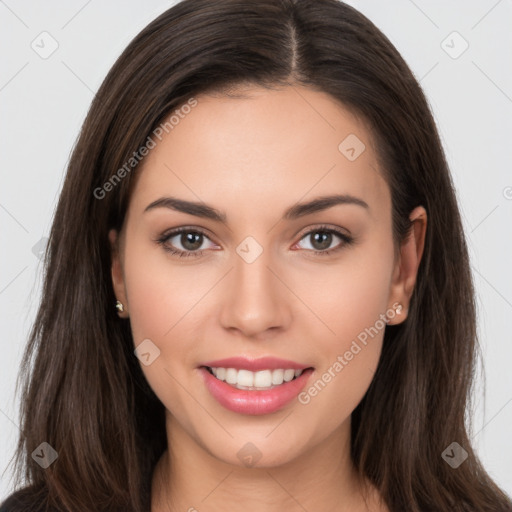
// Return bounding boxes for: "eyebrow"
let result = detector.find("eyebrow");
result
[144,194,369,222]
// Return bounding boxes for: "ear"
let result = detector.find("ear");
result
[109,229,129,318]
[386,206,427,325]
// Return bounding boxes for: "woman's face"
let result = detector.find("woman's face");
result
[111,85,424,468]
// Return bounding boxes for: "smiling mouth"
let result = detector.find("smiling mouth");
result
[202,366,314,391]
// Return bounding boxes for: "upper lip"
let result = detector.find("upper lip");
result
[200,356,312,372]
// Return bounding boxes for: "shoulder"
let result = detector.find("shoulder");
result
[0,486,47,512]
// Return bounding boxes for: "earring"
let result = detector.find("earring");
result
[396,303,403,315]
[115,300,124,313]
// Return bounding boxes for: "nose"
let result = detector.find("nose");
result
[219,245,292,339]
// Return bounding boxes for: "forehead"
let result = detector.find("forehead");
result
[129,85,390,221]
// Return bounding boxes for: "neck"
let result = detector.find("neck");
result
[151,412,380,512]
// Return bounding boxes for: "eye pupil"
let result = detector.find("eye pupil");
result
[182,232,202,251]
[312,231,332,250]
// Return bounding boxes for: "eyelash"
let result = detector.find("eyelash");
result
[156,228,208,258]
[155,225,354,259]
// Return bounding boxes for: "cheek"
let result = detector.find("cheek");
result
[122,236,206,347]
[292,236,395,348]
[293,239,394,420]
[121,235,222,387]
[123,255,173,346]
[121,241,206,421]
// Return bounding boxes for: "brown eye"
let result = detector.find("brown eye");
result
[157,228,217,258]
[309,231,334,251]
[295,226,354,256]
[179,231,204,251]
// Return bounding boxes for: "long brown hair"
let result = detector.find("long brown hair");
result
[3,1,511,510]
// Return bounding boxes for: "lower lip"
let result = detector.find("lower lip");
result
[199,367,314,415]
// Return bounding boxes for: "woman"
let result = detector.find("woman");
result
[1,0,511,510]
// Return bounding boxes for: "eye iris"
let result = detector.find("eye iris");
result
[311,231,332,251]
[182,232,203,251]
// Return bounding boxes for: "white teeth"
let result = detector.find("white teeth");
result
[237,369,254,387]
[271,369,284,385]
[209,367,305,389]
[254,370,272,387]
[283,369,295,382]
[225,368,238,384]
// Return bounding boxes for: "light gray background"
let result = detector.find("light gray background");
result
[1,0,511,502]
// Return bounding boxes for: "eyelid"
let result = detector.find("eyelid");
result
[294,223,351,240]
[292,224,353,255]
[156,226,219,252]
[156,223,353,258]
[158,225,215,241]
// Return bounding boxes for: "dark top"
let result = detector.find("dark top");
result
[0,492,19,511]
[0,491,19,511]
[0,487,47,512]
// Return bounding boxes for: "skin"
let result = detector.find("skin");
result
[110,84,426,511]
